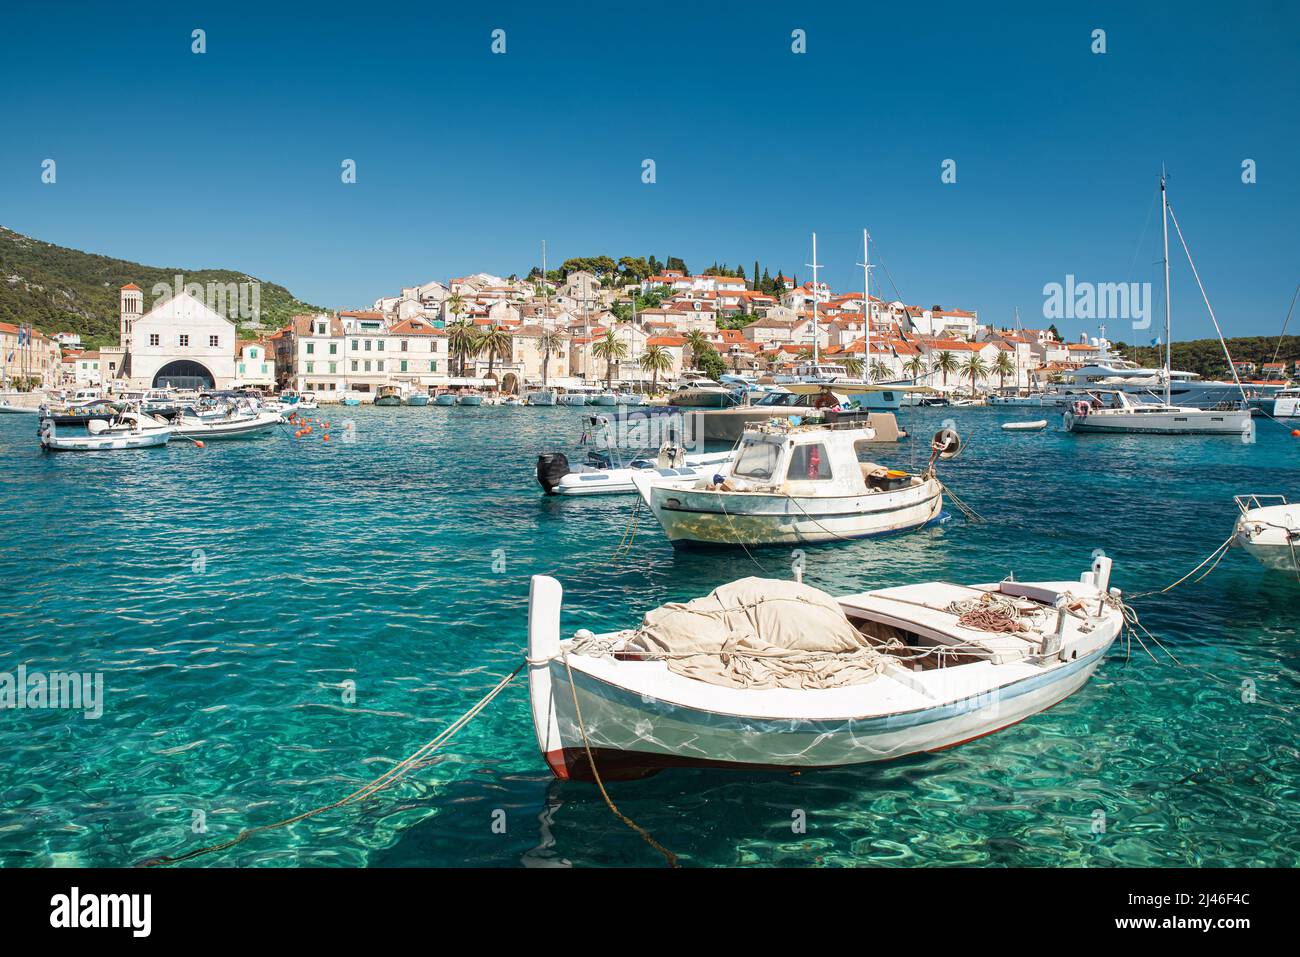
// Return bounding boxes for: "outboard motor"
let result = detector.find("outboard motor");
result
[536,452,571,495]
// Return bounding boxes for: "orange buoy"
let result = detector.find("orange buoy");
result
[1292,429,1300,437]
[322,434,330,442]
[195,440,205,449]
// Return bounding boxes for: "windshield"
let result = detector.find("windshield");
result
[732,439,783,480]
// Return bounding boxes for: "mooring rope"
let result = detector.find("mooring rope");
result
[561,653,679,868]
[139,662,524,866]
[936,479,983,522]
[1128,533,1237,599]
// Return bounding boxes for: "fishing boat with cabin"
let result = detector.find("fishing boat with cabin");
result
[630,421,955,546]
[525,554,1123,779]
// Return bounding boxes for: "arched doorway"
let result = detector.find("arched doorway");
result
[500,372,520,395]
[152,360,215,391]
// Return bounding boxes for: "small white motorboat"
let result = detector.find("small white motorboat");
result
[0,399,39,414]
[39,411,172,451]
[165,409,283,440]
[525,389,558,406]
[1002,420,1048,432]
[630,422,956,546]
[297,391,320,411]
[1233,495,1299,574]
[526,555,1123,779]
[536,413,734,496]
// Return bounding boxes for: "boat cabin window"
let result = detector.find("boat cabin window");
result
[786,443,833,481]
[732,440,783,481]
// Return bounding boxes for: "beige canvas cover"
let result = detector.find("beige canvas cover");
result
[625,577,887,690]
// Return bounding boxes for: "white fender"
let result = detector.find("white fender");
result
[527,576,564,766]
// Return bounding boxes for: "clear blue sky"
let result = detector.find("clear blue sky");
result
[1,1,1296,342]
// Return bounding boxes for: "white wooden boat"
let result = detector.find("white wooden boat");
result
[630,422,955,545]
[1234,495,1299,574]
[526,555,1123,779]
[1063,392,1251,435]
[537,413,734,496]
[39,411,172,451]
[1002,419,1048,432]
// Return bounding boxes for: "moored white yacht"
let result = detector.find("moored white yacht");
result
[1062,390,1251,435]
[1063,173,1252,438]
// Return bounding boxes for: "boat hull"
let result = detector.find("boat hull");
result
[40,429,172,451]
[169,413,282,439]
[638,476,943,545]
[540,646,1108,779]
[405,395,430,406]
[545,452,736,496]
[1063,408,1252,435]
[1235,504,1299,573]
[525,391,557,406]
[456,395,483,406]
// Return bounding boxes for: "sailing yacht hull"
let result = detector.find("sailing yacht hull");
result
[1063,408,1252,435]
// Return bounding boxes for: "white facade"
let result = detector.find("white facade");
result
[127,291,237,389]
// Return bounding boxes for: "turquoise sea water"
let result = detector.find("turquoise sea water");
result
[0,404,1296,868]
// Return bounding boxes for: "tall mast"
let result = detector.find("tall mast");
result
[856,229,873,383]
[1160,171,1172,405]
[807,232,822,364]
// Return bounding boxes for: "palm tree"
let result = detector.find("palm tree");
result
[478,324,512,386]
[639,344,673,393]
[447,319,477,376]
[446,293,466,327]
[592,329,629,389]
[992,350,1016,392]
[840,356,864,378]
[960,353,989,395]
[795,347,815,361]
[538,329,565,388]
[903,354,927,384]
[934,350,959,387]
[870,359,892,383]
[683,330,712,370]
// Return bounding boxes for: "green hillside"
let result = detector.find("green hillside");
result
[1113,336,1299,380]
[0,226,327,348]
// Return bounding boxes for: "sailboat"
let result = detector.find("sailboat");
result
[525,240,560,406]
[1063,174,1252,437]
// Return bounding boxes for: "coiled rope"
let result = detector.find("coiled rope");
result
[139,662,523,866]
